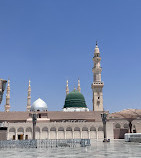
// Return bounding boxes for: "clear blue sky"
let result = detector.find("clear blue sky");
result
[0,0,141,112]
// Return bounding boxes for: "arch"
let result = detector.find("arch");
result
[115,123,121,129]
[124,123,129,129]
[58,127,65,139]
[50,127,56,139]
[98,126,104,139]
[50,127,56,131]
[58,127,64,131]
[9,127,16,132]
[66,127,72,131]
[35,127,40,139]
[42,127,48,139]
[25,127,32,140]
[90,127,96,131]
[82,127,88,131]
[26,127,32,132]
[82,127,89,139]
[74,127,80,131]
[35,126,40,132]
[74,127,80,139]
[17,127,24,132]
[66,127,73,139]
[90,127,96,139]
[42,127,48,131]
[98,126,103,131]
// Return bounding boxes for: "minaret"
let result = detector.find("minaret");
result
[77,78,81,92]
[91,42,104,111]
[66,80,69,95]
[5,79,10,112]
[27,80,31,111]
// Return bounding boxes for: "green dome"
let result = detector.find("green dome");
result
[64,89,87,108]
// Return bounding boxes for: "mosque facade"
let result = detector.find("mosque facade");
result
[0,43,141,141]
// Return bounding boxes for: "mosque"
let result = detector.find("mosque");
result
[0,43,141,141]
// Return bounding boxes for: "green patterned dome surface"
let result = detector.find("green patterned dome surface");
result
[63,89,87,108]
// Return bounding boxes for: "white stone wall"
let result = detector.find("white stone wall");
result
[6,121,114,140]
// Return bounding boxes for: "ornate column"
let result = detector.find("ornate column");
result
[15,128,18,140]
[64,130,66,139]
[39,131,42,139]
[88,130,90,139]
[23,128,25,140]
[72,129,74,139]
[96,128,98,140]
[48,130,50,139]
[56,129,58,139]
[80,129,82,139]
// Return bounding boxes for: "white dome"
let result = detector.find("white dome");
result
[31,98,47,112]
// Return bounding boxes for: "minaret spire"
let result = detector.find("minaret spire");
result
[27,80,31,111]
[66,80,69,95]
[91,42,104,111]
[5,79,10,112]
[77,78,81,92]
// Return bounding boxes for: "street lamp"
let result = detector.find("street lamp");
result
[0,79,7,104]
[32,113,37,140]
[101,112,110,142]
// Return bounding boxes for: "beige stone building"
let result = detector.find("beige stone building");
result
[0,43,140,141]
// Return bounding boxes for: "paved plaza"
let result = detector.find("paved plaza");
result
[0,140,140,158]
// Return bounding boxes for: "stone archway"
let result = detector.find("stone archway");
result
[50,127,56,139]
[58,127,65,139]
[74,127,81,139]
[90,127,96,139]
[66,127,73,139]
[17,127,24,140]
[42,127,48,139]
[35,127,40,139]
[25,127,32,139]
[82,127,88,139]
[98,126,104,139]
[9,127,16,140]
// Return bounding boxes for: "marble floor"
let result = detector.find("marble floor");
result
[0,140,141,158]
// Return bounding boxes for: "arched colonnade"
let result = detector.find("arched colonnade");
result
[8,126,104,140]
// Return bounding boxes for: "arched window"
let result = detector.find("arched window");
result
[58,127,64,131]
[35,127,40,132]
[50,127,56,131]
[9,128,16,132]
[26,127,32,132]
[98,126,103,131]
[74,127,80,131]
[66,127,72,131]
[115,123,121,129]
[17,127,24,132]
[82,127,88,131]
[42,127,48,131]
[90,127,96,131]
[124,123,128,129]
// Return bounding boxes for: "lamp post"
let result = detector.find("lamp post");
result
[101,112,109,142]
[32,113,37,140]
[0,79,7,104]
